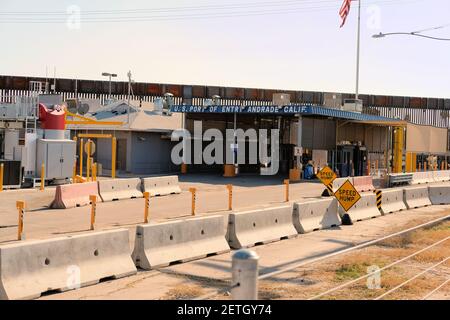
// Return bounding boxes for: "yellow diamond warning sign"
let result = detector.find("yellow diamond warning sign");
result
[334,180,361,212]
[317,166,337,187]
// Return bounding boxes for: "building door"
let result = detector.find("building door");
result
[117,139,127,171]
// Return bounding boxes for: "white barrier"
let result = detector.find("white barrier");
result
[226,205,297,249]
[428,184,450,205]
[352,176,375,193]
[411,172,434,185]
[332,178,352,192]
[132,215,229,269]
[338,193,381,223]
[142,176,182,197]
[403,186,432,209]
[293,198,341,233]
[98,178,143,202]
[379,188,407,215]
[433,170,450,182]
[0,229,137,300]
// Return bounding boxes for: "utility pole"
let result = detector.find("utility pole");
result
[127,70,132,127]
[355,0,361,100]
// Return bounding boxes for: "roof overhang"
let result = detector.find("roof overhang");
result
[171,104,406,127]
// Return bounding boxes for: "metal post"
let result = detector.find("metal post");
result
[92,162,97,181]
[111,137,117,179]
[90,195,97,230]
[79,138,84,177]
[231,250,260,300]
[143,192,150,223]
[73,164,77,183]
[16,201,25,241]
[40,162,45,191]
[284,179,289,202]
[189,187,196,216]
[0,163,3,192]
[227,184,233,211]
[86,140,91,181]
[355,0,361,100]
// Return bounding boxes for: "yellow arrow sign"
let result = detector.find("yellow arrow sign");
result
[317,166,337,187]
[334,180,361,212]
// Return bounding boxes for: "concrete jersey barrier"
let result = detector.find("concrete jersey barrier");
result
[293,198,341,233]
[98,178,143,202]
[411,172,434,185]
[428,184,450,205]
[132,215,229,269]
[338,193,381,223]
[0,229,137,300]
[332,177,351,192]
[142,176,182,197]
[433,170,450,182]
[378,188,407,215]
[352,176,375,193]
[50,182,100,209]
[226,205,297,249]
[403,186,432,209]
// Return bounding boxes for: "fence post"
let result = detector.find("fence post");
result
[90,195,97,230]
[143,192,150,223]
[16,201,25,241]
[227,184,233,211]
[231,250,260,300]
[284,179,289,202]
[189,187,196,216]
[40,162,45,191]
[0,163,3,192]
[92,162,97,181]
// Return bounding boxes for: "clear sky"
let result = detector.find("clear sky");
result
[0,0,449,98]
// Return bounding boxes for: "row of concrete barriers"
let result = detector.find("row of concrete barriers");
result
[411,170,450,185]
[50,176,182,209]
[332,176,375,193]
[3,183,450,300]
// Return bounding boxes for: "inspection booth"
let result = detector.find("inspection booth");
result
[170,104,407,178]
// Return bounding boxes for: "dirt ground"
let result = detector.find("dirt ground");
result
[257,220,450,300]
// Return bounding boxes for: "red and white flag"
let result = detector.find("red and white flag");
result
[339,0,352,28]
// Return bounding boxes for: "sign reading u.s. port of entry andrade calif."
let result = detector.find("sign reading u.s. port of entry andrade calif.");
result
[334,180,361,212]
[317,166,337,187]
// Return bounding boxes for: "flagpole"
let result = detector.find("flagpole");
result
[355,0,361,100]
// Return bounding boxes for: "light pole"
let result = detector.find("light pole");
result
[101,72,117,102]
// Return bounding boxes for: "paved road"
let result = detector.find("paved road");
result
[38,205,450,300]
[0,175,326,243]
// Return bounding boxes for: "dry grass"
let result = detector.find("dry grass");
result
[259,220,450,300]
[164,284,205,300]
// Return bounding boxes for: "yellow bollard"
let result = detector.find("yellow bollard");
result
[284,179,289,202]
[367,160,371,176]
[227,184,233,211]
[79,138,84,177]
[424,162,427,172]
[40,162,45,191]
[16,201,25,240]
[72,164,77,184]
[181,163,187,174]
[89,195,97,230]
[86,140,91,181]
[189,188,196,216]
[92,162,97,182]
[143,192,150,223]
[111,137,117,179]
[0,163,3,192]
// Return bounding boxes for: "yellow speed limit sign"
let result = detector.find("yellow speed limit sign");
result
[334,180,361,212]
[317,166,337,186]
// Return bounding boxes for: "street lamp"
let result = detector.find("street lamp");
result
[101,72,117,101]
[373,32,450,41]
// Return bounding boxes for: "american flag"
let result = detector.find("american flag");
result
[339,0,352,28]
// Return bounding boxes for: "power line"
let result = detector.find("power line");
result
[0,0,422,23]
